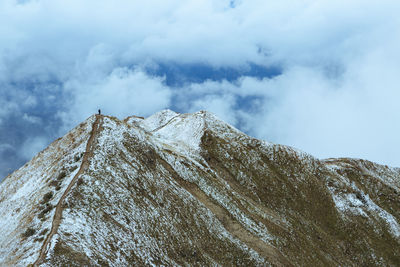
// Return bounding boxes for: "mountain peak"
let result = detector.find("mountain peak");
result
[1,111,399,266]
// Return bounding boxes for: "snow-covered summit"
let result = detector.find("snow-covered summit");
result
[125,110,247,157]
[134,109,179,131]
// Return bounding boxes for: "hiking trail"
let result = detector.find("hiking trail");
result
[33,115,102,266]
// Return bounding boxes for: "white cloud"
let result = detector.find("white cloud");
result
[179,59,400,166]
[1,0,400,171]
[22,113,41,124]
[20,136,49,160]
[1,0,400,70]
[59,67,172,131]
[0,143,14,153]
[189,94,238,126]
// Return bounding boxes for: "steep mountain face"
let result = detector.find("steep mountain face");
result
[0,110,399,266]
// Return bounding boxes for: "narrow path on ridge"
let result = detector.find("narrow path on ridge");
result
[33,115,102,266]
[150,114,181,132]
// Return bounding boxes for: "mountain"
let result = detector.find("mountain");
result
[0,110,399,266]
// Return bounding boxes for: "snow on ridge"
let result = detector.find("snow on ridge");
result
[324,158,400,191]
[124,115,144,126]
[138,109,179,132]
[150,111,248,148]
[0,115,95,266]
[122,110,264,158]
[329,174,400,239]
[332,189,400,239]
[2,110,400,265]
[151,111,206,154]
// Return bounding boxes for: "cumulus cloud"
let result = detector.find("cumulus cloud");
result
[20,136,49,161]
[59,67,172,130]
[176,57,400,167]
[22,113,41,124]
[1,0,400,179]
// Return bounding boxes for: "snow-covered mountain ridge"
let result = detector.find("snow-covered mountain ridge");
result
[0,110,399,266]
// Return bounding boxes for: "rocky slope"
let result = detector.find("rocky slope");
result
[0,110,399,266]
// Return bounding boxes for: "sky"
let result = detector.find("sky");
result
[1,0,400,179]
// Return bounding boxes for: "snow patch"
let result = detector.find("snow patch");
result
[331,182,400,238]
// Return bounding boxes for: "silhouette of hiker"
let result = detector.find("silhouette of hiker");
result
[98,109,101,115]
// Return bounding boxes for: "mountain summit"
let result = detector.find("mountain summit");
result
[0,110,399,266]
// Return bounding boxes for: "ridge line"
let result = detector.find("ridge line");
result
[150,114,181,132]
[33,115,102,266]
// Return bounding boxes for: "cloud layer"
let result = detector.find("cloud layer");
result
[1,0,400,178]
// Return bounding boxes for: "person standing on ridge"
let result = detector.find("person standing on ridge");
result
[98,109,101,115]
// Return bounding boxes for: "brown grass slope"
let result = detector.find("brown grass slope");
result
[5,112,398,266]
[43,115,400,266]
[199,130,400,266]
